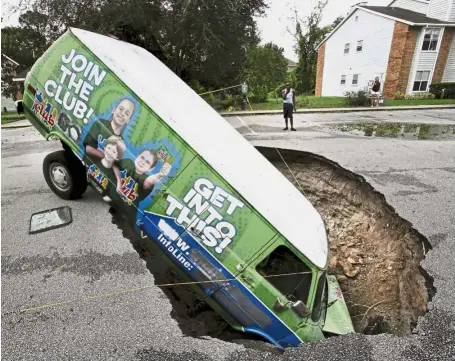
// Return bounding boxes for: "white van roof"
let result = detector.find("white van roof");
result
[70,28,328,268]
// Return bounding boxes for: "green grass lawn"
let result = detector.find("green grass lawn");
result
[246,96,455,111]
[1,112,26,125]
[384,99,455,106]
[250,96,347,110]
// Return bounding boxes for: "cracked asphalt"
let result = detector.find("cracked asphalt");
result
[2,109,455,360]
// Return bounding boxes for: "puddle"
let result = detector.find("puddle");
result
[332,123,455,140]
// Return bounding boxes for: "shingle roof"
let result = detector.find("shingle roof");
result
[360,6,455,25]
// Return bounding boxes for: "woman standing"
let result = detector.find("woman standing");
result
[282,83,296,131]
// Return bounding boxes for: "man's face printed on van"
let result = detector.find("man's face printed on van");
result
[112,99,135,128]
[135,150,157,174]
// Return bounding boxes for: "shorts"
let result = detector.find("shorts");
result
[283,102,294,118]
[371,91,380,96]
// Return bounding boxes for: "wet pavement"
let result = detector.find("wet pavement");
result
[2,109,455,360]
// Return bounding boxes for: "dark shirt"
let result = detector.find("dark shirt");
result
[117,158,154,210]
[372,81,381,92]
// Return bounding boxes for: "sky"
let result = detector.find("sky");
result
[2,0,390,62]
[255,0,390,61]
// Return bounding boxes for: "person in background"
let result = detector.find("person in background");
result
[281,83,296,131]
[370,76,381,107]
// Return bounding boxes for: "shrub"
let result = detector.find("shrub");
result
[344,90,369,106]
[295,97,314,108]
[187,79,206,94]
[205,95,241,111]
[429,82,455,99]
[394,91,406,100]
[393,91,435,100]
[247,90,268,103]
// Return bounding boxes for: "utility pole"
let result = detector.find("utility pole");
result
[241,82,248,110]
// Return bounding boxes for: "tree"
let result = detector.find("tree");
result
[158,0,266,87]
[5,0,268,90]
[332,15,344,28]
[244,42,288,102]
[293,0,340,94]
[1,26,47,98]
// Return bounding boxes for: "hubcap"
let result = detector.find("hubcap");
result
[50,164,71,192]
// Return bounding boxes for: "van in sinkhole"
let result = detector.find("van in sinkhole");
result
[22,28,354,348]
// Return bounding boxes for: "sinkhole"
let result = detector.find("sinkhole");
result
[110,146,435,348]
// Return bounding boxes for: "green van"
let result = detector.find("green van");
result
[22,28,354,348]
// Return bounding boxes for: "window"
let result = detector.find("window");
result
[356,40,363,52]
[340,75,346,85]
[344,43,350,54]
[413,71,430,91]
[355,15,359,22]
[352,74,359,85]
[422,28,440,51]
[311,272,327,321]
[256,245,313,305]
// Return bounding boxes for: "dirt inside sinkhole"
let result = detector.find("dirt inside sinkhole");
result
[111,146,434,346]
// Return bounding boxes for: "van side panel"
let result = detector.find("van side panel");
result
[24,31,281,266]
[139,211,302,347]
[22,31,307,346]
[144,156,278,270]
[23,31,195,221]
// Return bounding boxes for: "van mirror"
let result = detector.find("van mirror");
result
[291,301,311,318]
[273,298,288,313]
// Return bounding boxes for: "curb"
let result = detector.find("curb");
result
[1,120,32,129]
[220,104,455,117]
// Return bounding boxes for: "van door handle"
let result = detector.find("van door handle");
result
[239,275,255,288]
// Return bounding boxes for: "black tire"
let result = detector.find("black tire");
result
[43,150,88,200]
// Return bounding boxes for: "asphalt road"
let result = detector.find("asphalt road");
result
[2,109,455,361]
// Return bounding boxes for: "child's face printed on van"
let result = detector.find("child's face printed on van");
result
[135,150,156,174]
[112,99,134,128]
[104,143,119,163]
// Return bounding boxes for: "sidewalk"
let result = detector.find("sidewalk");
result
[220,103,455,117]
[2,103,455,129]
[1,119,31,129]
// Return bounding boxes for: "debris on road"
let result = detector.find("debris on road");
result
[29,206,72,234]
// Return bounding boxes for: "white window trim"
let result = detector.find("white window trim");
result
[412,70,432,92]
[421,28,441,52]
[352,74,359,86]
[340,75,347,85]
[409,27,445,93]
[356,40,363,53]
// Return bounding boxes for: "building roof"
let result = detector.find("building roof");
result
[316,5,455,49]
[388,0,429,7]
[12,67,31,82]
[360,5,455,25]
[286,58,297,67]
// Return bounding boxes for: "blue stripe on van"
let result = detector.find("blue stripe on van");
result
[139,211,302,348]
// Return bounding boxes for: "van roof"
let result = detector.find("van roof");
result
[70,28,329,268]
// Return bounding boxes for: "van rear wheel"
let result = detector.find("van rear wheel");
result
[43,150,87,200]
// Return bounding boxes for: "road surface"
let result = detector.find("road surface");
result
[2,109,454,360]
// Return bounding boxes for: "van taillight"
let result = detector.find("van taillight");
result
[27,83,36,95]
